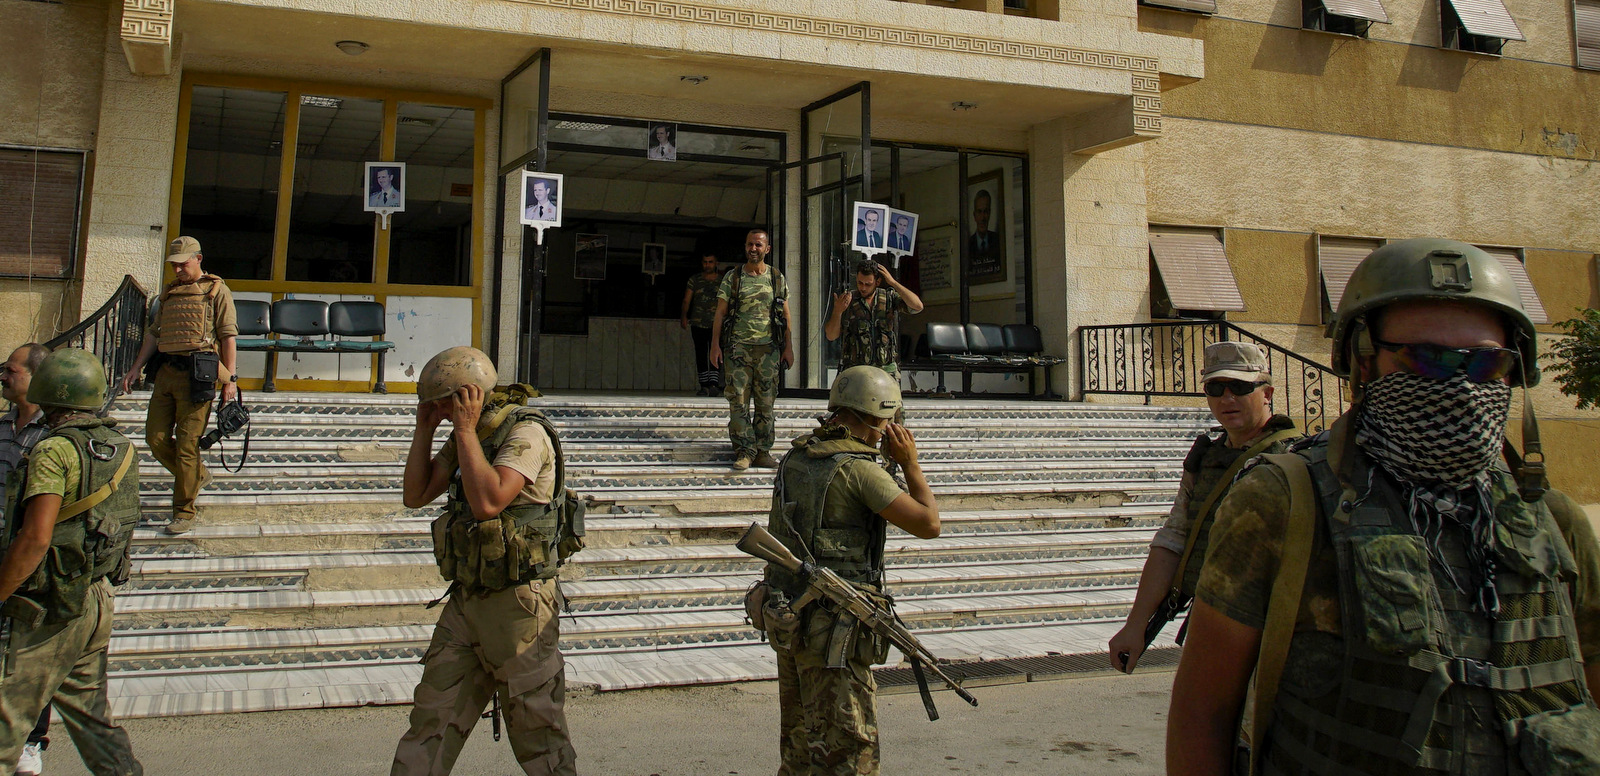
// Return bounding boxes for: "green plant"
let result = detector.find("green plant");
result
[1545,308,1600,410]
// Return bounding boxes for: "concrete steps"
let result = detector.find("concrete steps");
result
[99,391,1209,717]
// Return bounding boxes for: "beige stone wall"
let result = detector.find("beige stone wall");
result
[0,280,73,357]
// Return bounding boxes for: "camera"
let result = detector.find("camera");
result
[199,398,250,451]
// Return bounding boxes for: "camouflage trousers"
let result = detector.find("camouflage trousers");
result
[0,579,141,775]
[724,342,780,458]
[771,607,880,775]
[392,579,577,776]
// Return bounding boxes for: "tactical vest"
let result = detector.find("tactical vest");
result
[1,417,139,627]
[764,428,888,600]
[1262,440,1599,775]
[1177,415,1297,595]
[157,275,223,354]
[720,266,789,347]
[430,405,586,594]
[840,289,900,370]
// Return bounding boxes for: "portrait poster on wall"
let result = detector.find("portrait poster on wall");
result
[641,242,667,276]
[574,233,608,281]
[646,123,678,162]
[966,169,1007,285]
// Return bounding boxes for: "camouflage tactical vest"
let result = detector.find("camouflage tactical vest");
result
[1262,440,1599,775]
[2,417,139,627]
[764,427,887,600]
[839,289,901,371]
[157,275,222,354]
[430,404,586,594]
[1178,414,1298,595]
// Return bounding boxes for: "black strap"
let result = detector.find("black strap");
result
[217,410,250,474]
[910,656,940,721]
[482,691,502,741]
[425,580,459,609]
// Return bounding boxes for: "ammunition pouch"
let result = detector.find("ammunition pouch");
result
[1518,706,1600,773]
[744,579,770,632]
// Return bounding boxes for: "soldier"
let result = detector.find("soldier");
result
[824,259,923,378]
[1107,342,1297,672]
[760,365,940,774]
[710,229,794,471]
[0,349,142,775]
[121,236,238,535]
[392,347,578,776]
[1168,239,1600,775]
[0,343,59,776]
[681,252,723,396]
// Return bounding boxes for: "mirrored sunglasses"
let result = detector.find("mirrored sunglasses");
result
[1203,379,1264,398]
[1370,337,1520,383]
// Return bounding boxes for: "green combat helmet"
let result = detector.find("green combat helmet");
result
[417,346,497,403]
[830,365,902,419]
[1327,237,1545,500]
[27,348,107,411]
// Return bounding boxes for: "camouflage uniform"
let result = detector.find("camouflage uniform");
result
[0,431,141,775]
[686,273,722,392]
[766,426,905,775]
[719,268,786,458]
[1199,418,1600,774]
[837,289,913,376]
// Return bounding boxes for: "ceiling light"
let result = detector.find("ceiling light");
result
[951,101,978,111]
[555,120,611,131]
[335,40,370,56]
[680,75,710,85]
[300,95,342,109]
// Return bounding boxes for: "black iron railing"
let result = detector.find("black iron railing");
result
[45,275,150,393]
[1078,321,1350,432]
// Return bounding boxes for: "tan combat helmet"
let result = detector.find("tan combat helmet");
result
[417,346,497,403]
[1328,237,1545,500]
[829,365,902,420]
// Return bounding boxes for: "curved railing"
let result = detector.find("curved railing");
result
[45,275,150,394]
[1078,321,1350,432]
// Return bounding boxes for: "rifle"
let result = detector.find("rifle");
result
[735,522,979,721]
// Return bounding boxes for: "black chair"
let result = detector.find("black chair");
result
[272,299,331,344]
[234,300,272,347]
[1002,323,1065,399]
[965,323,1014,363]
[330,301,396,394]
[925,323,985,363]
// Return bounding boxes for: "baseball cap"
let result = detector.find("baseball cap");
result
[167,236,201,263]
[1202,341,1271,384]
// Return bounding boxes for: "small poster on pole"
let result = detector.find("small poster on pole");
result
[364,162,406,230]
[519,170,564,245]
[642,242,667,280]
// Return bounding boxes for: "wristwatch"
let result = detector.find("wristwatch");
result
[228,375,238,383]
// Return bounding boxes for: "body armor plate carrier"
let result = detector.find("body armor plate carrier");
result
[430,404,585,594]
[2,418,139,627]
[156,275,223,354]
[763,427,888,601]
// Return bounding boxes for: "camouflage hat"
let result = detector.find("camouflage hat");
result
[1202,342,1271,384]
[167,236,202,262]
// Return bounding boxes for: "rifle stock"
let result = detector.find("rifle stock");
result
[736,523,804,574]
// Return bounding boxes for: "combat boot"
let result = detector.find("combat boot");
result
[752,451,779,468]
[732,455,753,471]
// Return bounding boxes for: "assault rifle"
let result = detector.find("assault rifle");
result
[736,522,979,721]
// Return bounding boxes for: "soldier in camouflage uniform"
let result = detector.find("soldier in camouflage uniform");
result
[392,347,578,776]
[681,253,723,396]
[711,229,794,471]
[759,366,940,775]
[1107,342,1297,672]
[824,260,923,378]
[1169,239,1600,775]
[0,349,142,775]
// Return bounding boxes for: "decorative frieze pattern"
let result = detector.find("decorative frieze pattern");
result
[121,0,173,44]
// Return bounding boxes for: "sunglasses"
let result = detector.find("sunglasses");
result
[1204,379,1264,398]
[1370,337,1520,383]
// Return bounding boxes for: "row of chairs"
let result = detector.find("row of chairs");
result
[235,299,396,393]
[910,322,1065,397]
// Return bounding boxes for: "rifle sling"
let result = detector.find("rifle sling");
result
[56,445,134,524]
[1170,428,1299,599]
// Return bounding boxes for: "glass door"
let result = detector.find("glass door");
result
[494,49,550,383]
[797,83,871,389]
[769,155,847,392]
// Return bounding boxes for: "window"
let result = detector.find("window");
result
[180,86,287,282]
[1304,0,1390,36]
[1148,226,1244,319]
[1139,0,1218,13]
[0,148,83,279]
[1441,0,1525,54]
[1578,0,1600,69]
[1317,235,1384,323]
[1476,245,1549,325]
[286,95,384,284]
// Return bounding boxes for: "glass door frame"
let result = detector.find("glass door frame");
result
[797,82,872,391]
[490,49,551,384]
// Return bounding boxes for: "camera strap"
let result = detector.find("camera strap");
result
[215,394,251,474]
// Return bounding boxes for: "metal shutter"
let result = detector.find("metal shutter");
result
[0,149,83,279]
[1148,227,1245,312]
[1478,246,1549,325]
[1578,0,1600,69]
[1443,0,1526,40]
[1323,0,1391,23]
[1318,236,1383,311]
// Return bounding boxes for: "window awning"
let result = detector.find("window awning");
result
[1477,246,1549,325]
[1322,0,1391,23]
[1317,236,1383,311]
[1140,0,1218,13]
[1578,0,1600,70]
[1148,228,1245,312]
[1443,0,1526,40]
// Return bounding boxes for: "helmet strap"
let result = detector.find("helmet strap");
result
[1508,346,1546,502]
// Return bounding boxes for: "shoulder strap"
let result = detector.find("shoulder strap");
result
[55,441,134,524]
[1245,451,1320,776]
[1171,427,1300,592]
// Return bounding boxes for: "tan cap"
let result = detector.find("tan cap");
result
[167,236,202,263]
[1202,341,1270,384]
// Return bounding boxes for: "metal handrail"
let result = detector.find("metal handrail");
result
[45,275,150,395]
[1078,320,1350,432]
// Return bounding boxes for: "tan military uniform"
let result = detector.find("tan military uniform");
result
[0,434,141,775]
[144,274,237,521]
[393,422,576,776]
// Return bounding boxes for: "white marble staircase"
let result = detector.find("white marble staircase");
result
[104,392,1211,717]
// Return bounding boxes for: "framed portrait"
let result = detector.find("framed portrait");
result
[646,122,678,162]
[850,201,888,255]
[363,162,406,212]
[641,242,667,275]
[520,170,563,227]
[885,208,918,255]
[965,169,1007,285]
[574,233,608,281]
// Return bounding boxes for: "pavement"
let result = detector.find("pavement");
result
[44,668,1175,775]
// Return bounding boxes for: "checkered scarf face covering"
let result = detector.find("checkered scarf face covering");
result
[1356,371,1511,485]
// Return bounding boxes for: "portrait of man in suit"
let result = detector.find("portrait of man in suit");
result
[854,205,885,251]
[365,165,404,210]
[887,213,913,252]
[966,171,1007,284]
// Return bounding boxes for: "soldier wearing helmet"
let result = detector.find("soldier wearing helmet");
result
[1168,239,1600,775]
[756,365,939,774]
[391,346,578,776]
[0,349,142,774]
